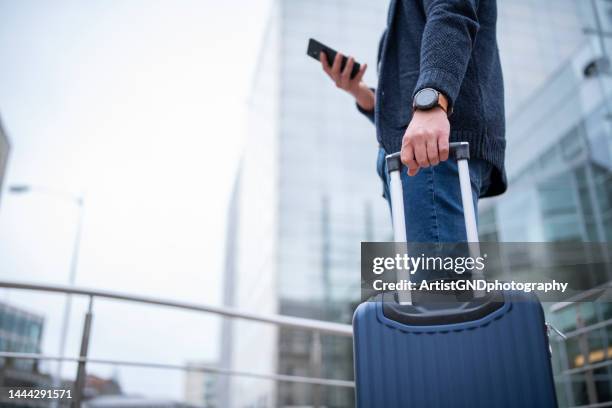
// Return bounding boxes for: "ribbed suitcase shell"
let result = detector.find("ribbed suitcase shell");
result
[353,291,558,408]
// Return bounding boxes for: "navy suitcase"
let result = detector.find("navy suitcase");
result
[353,143,558,407]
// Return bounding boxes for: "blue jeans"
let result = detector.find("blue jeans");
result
[377,147,493,243]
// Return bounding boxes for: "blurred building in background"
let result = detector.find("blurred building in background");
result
[218,175,240,408]
[0,301,47,387]
[0,117,10,207]
[480,1,612,406]
[184,361,219,408]
[83,374,122,401]
[496,0,585,117]
[224,0,389,406]
[83,395,195,408]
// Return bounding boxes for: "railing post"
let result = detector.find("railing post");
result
[311,331,323,408]
[73,296,94,407]
[576,306,598,406]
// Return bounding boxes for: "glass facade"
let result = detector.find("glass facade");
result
[0,302,44,373]
[497,0,584,116]
[184,362,219,408]
[229,1,389,406]
[485,1,612,406]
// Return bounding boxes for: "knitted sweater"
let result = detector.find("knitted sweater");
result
[359,0,506,197]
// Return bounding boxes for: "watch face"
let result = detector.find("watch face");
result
[415,88,438,109]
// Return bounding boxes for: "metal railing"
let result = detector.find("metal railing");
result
[16,278,612,407]
[0,280,354,406]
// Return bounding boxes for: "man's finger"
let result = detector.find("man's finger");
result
[331,53,343,79]
[341,57,354,86]
[414,137,430,168]
[426,138,439,166]
[401,143,419,176]
[438,136,450,162]
[355,63,368,83]
[320,52,332,75]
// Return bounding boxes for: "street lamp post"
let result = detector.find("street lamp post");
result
[9,184,84,391]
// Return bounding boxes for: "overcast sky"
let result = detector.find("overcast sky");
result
[0,0,270,399]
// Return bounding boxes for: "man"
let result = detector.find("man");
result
[320,0,505,242]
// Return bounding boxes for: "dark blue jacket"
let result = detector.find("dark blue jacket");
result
[359,0,506,197]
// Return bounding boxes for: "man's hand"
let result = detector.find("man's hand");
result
[401,108,450,176]
[320,52,375,112]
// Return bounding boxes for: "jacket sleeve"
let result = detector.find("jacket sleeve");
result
[413,0,480,108]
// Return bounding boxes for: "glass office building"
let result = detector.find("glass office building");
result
[482,1,612,406]
[0,301,44,378]
[227,1,389,406]
[184,361,219,408]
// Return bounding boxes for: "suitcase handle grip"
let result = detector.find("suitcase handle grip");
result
[385,142,470,169]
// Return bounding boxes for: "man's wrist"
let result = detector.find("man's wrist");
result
[354,83,375,112]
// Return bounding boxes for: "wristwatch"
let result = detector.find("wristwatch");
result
[413,88,451,115]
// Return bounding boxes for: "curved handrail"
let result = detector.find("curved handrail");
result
[0,279,353,336]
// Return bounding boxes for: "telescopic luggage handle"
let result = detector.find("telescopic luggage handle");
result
[385,142,484,303]
[385,142,479,243]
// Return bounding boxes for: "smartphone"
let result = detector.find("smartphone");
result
[307,38,361,79]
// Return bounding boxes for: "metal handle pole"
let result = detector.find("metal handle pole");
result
[386,153,411,305]
[451,142,485,297]
[456,159,478,243]
[388,170,407,243]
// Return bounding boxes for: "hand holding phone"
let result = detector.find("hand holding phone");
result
[307,38,374,111]
[307,38,361,79]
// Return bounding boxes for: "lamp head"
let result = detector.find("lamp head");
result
[9,185,31,194]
